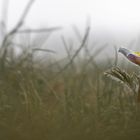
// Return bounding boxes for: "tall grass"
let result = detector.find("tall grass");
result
[0,0,140,140]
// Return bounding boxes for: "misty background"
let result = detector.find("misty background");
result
[1,0,140,60]
[1,1,140,140]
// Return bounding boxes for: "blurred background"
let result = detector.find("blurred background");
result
[0,0,140,140]
[1,0,140,55]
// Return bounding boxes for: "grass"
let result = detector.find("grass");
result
[1,0,140,140]
[0,34,140,140]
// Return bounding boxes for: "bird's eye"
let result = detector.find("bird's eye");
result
[127,54,135,60]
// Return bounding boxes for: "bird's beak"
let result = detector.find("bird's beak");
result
[118,47,130,57]
[118,48,121,52]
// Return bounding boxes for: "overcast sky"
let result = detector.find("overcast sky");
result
[0,0,140,30]
[1,0,140,45]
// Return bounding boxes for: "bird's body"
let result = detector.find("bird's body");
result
[119,48,140,65]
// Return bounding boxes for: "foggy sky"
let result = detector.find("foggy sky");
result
[0,0,140,48]
[0,0,140,31]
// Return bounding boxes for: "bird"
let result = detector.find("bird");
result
[118,47,140,65]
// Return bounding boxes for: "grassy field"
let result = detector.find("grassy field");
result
[1,1,140,140]
[0,27,140,140]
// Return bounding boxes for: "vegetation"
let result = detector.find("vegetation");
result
[0,0,140,140]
